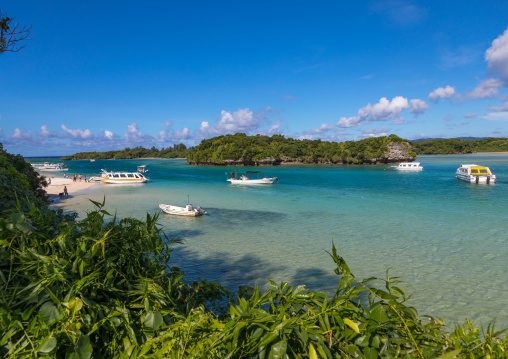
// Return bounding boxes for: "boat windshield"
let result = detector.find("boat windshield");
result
[470,167,490,175]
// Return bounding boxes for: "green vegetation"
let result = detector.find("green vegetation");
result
[0,143,48,210]
[412,138,508,154]
[2,146,507,358]
[61,144,189,160]
[187,133,415,165]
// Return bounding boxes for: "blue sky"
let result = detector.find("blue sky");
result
[1,1,508,156]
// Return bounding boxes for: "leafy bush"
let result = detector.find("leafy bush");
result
[1,198,507,358]
[0,143,48,210]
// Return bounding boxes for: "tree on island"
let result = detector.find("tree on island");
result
[0,9,33,54]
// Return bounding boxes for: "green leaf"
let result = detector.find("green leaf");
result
[363,347,377,359]
[269,338,287,359]
[343,318,360,334]
[39,302,60,326]
[144,311,163,331]
[39,336,57,353]
[75,335,93,359]
[308,343,318,359]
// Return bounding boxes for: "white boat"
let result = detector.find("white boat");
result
[159,203,206,217]
[392,162,423,171]
[456,164,496,184]
[32,162,69,171]
[90,159,95,162]
[100,169,149,184]
[137,165,148,173]
[226,171,278,185]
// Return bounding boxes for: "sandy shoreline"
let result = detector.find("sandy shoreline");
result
[43,176,99,202]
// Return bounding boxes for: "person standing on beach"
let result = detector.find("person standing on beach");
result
[73,174,76,182]
[79,174,82,181]
[64,186,68,198]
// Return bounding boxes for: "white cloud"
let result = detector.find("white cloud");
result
[338,96,409,128]
[482,111,508,121]
[302,123,337,135]
[485,27,508,83]
[11,128,33,140]
[197,107,277,138]
[361,126,391,137]
[409,99,429,116]
[124,122,154,143]
[487,100,508,112]
[40,125,51,137]
[428,85,455,102]
[104,130,114,140]
[467,78,504,99]
[464,113,477,118]
[61,124,94,139]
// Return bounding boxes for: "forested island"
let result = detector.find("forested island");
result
[62,134,417,165]
[186,133,415,165]
[412,137,508,154]
[61,143,189,160]
[2,142,508,357]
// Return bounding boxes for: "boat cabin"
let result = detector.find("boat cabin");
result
[137,165,148,173]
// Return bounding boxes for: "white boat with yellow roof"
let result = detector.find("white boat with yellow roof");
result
[100,169,149,184]
[456,164,496,184]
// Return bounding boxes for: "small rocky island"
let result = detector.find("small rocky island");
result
[186,133,416,166]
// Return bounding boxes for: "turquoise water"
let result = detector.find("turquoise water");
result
[34,155,508,328]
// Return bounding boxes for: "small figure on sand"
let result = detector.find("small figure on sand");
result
[79,174,82,181]
[73,174,77,182]
[64,186,68,198]
[48,178,51,185]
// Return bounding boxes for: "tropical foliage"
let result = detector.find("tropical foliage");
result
[412,138,508,154]
[186,133,414,165]
[0,143,48,210]
[61,144,189,160]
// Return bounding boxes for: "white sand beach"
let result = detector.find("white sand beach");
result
[43,176,98,202]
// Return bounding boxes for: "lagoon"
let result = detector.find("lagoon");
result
[38,154,508,329]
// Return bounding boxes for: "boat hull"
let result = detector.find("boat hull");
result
[159,204,205,216]
[101,178,148,184]
[227,177,278,184]
[456,173,496,183]
[395,167,423,171]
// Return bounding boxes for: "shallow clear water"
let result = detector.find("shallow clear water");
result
[35,155,508,328]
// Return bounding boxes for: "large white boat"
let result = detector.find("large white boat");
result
[226,171,278,185]
[159,204,206,217]
[100,169,149,184]
[392,162,423,171]
[456,164,496,184]
[32,162,69,171]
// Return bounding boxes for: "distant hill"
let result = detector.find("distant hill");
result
[61,144,189,160]
[410,137,488,142]
[411,137,508,154]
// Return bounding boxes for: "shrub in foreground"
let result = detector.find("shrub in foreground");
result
[1,201,507,358]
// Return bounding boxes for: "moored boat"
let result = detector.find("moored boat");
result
[159,203,206,217]
[137,165,148,173]
[31,162,69,171]
[392,162,423,171]
[226,171,278,185]
[456,164,496,184]
[100,169,149,184]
